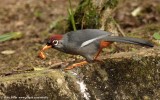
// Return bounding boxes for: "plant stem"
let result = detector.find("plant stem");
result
[68,0,76,31]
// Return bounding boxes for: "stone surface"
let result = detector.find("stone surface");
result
[0,47,159,100]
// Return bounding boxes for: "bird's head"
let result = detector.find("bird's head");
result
[38,34,63,59]
[46,34,63,48]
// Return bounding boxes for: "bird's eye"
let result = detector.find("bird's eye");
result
[52,40,59,45]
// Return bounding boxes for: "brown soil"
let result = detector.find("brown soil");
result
[0,0,78,76]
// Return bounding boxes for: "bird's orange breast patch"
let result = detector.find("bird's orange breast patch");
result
[100,41,112,48]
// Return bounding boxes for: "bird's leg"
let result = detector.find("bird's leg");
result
[94,48,103,61]
[94,41,112,61]
[65,61,88,70]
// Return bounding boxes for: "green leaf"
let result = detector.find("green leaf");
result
[153,32,160,40]
[0,32,23,42]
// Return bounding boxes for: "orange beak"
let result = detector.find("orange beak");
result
[38,45,52,59]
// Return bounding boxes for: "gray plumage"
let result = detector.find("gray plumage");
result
[51,29,153,62]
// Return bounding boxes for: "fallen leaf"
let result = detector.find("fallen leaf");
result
[153,32,160,40]
[1,50,15,55]
[34,67,45,71]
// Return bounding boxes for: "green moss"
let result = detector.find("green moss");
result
[104,17,116,30]
[69,0,100,30]
[67,0,118,30]
[83,5,101,28]
[104,0,118,9]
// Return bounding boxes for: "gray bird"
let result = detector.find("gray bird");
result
[38,29,153,70]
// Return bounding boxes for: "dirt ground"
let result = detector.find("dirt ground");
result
[0,0,78,76]
[0,0,159,76]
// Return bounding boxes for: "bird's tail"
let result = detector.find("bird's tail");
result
[102,36,154,47]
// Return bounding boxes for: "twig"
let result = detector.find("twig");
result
[115,22,126,36]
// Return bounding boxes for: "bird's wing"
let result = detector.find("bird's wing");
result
[80,34,108,47]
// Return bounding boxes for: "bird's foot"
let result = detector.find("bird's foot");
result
[65,65,76,70]
[65,61,88,70]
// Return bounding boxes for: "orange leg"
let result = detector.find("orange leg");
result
[94,48,103,60]
[94,41,112,60]
[65,61,88,70]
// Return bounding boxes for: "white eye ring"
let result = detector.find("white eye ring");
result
[52,40,59,45]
